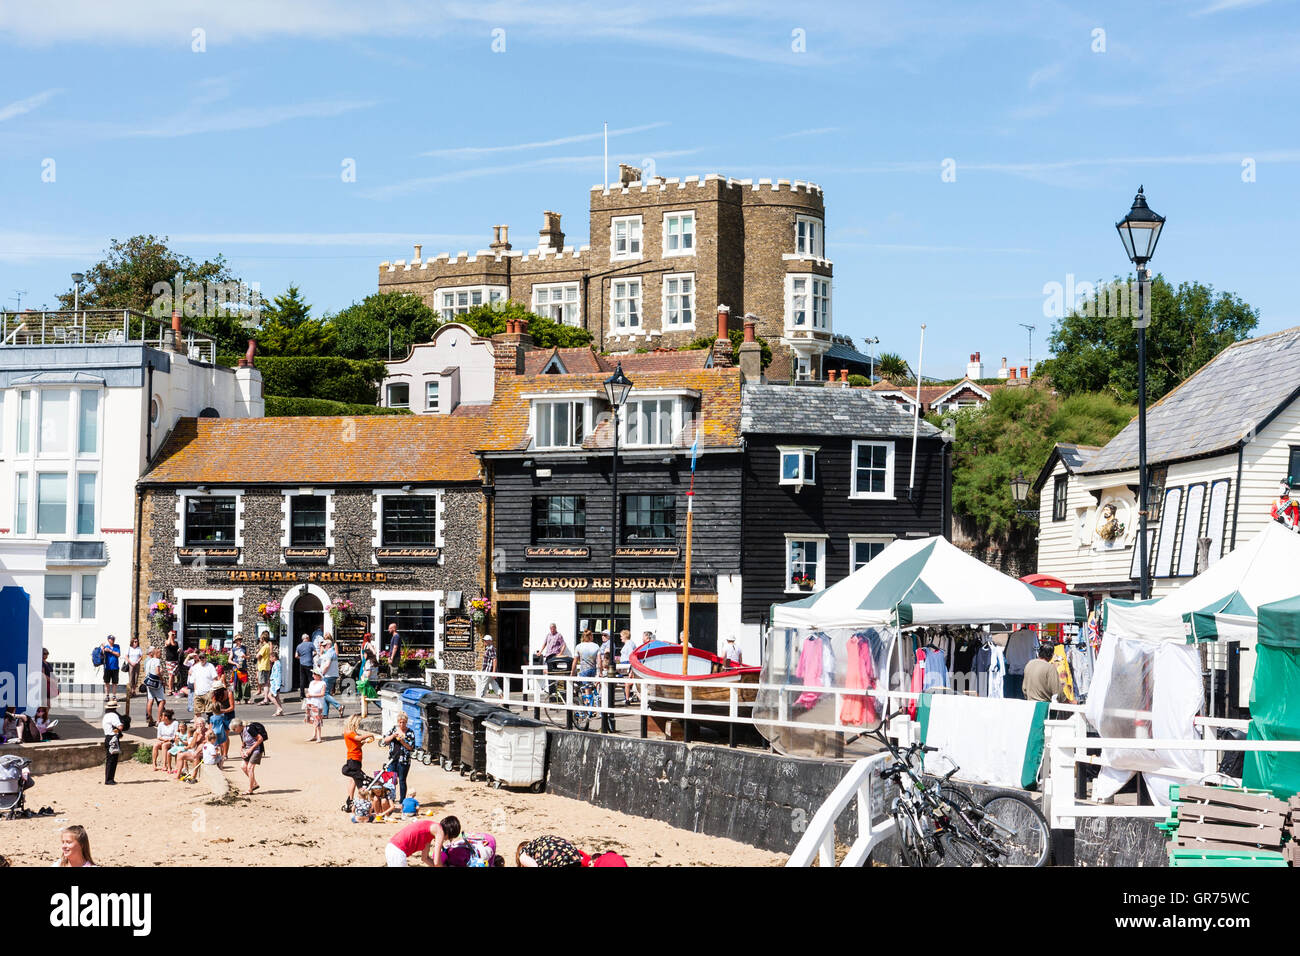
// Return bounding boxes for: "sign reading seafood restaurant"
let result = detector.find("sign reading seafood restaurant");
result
[498,572,715,592]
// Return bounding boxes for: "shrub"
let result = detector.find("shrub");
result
[232,356,388,405]
[264,396,411,417]
[847,374,871,387]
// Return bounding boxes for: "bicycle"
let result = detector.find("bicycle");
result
[542,676,603,731]
[867,707,1051,867]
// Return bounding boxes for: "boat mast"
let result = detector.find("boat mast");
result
[682,432,700,675]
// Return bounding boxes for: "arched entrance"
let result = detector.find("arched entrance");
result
[279,584,333,690]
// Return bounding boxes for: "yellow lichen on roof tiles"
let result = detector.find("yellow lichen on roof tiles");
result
[144,415,488,485]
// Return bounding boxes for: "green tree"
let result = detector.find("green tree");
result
[258,284,313,327]
[1043,275,1258,403]
[327,292,442,360]
[255,317,337,356]
[59,234,239,314]
[683,329,773,368]
[457,301,593,349]
[935,387,1135,539]
[876,351,910,382]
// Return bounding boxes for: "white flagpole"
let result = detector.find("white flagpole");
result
[603,121,608,189]
[909,324,926,499]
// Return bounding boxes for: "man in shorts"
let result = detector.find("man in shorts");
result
[101,635,122,703]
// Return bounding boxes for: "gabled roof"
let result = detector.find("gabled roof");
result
[1033,442,1101,493]
[143,415,487,485]
[523,347,605,376]
[930,379,995,406]
[479,367,743,454]
[520,346,713,376]
[741,383,942,439]
[1080,326,1300,474]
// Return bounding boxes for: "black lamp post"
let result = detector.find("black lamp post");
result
[1116,186,1166,601]
[1010,470,1038,518]
[603,363,633,731]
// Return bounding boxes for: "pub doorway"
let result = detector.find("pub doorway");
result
[292,593,324,651]
[496,603,530,695]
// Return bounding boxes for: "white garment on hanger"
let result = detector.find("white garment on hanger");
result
[989,645,1006,699]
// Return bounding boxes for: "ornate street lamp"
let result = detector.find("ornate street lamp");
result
[1116,187,1166,600]
[1010,470,1038,518]
[602,363,633,731]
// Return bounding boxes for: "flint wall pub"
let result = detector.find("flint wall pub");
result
[135,416,488,687]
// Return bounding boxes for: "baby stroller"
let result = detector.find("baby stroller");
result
[0,755,35,820]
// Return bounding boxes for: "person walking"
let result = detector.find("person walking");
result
[231,718,264,794]
[164,630,181,694]
[476,636,501,698]
[230,636,251,704]
[189,651,219,715]
[143,647,166,726]
[382,711,415,803]
[295,633,315,698]
[357,647,379,718]
[304,670,326,742]
[571,630,599,679]
[208,683,235,765]
[101,704,125,785]
[100,635,122,703]
[125,636,144,698]
[317,637,343,718]
[254,633,274,705]
[267,649,285,716]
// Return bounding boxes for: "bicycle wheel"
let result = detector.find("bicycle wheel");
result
[541,689,569,728]
[936,828,993,867]
[978,793,1051,867]
[572,702,592,732]
[890,809,929,867]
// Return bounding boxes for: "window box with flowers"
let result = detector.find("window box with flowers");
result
[397,646,436,674]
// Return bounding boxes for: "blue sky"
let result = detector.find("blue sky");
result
[1,0,1297,377]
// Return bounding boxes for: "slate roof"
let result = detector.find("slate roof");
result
[479,367,743,454]
[1079,326,1300,474]
[143,415,487,485]
[741,383,943,438]
[825,341,875,364]
[1032,442,1100,492]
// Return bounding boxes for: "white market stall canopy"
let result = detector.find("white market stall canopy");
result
[770,536,1086,630]
[1104,522,1300,644]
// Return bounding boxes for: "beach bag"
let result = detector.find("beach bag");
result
[247,721,269,755]
[91,646,103,668]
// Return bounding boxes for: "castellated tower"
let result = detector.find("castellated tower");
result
[378,171,833,381]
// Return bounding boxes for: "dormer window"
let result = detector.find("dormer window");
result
[779,446,818,487]
[535,400,586,449]
[626,398,675,447]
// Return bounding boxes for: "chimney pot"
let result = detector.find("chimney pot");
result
[413,243,422,261]
[716,304,731,341]
[1021,366,1030,380]
[1009,367,1018,380]
[743,319,756,344]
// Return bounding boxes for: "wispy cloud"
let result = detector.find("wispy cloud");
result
[424,122,669,158]
[1027,61,1065,89]
[361,148,705,200]
[1190,0,1273,15]
[118,98,377,138]
[775,126,841,140]
[169,232,481,247]
[0,88,59,122]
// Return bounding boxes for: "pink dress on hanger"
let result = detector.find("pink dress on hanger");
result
[839,635,879,726]
[908,647,926,719]
[795,636,824,709]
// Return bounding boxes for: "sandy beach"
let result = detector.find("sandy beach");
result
[2,709,785,867]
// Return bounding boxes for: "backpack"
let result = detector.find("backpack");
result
[91,646,103,668]
[247,721,269,754]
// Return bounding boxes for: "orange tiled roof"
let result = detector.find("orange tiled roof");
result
[479,367,743,454]
[144,415,487,485]
[523,347,605,376]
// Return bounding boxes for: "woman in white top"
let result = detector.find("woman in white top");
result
[153,709,179,772]
[126,637,145,698]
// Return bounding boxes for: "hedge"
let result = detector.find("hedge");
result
[264,395,410,417]
[216,355,387,405]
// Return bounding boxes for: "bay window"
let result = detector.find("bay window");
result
[37,473,67,535]
[779,446,817,487]
[76,473,96,535]
[796,216,824,258]
[786,274,831,331]
[534,400,586,449]
[39,389,70,454]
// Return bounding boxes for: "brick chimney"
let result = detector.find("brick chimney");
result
[998,356,1010,380]
[492,321,533,376]
[738,316,762,383]
[538,212,564,251]
[169,308,186,354]
[618,163,642,185]
[490,226,511,253]
[712,305,734,367]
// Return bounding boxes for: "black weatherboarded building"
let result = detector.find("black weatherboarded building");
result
[739,383,950,631]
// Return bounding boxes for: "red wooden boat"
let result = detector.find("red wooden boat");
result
[629,643,762,706]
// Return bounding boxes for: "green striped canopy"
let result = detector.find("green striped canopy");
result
[771,536,1085,630]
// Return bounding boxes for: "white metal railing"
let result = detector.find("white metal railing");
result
[786,752,899,867]
[417,666,927,744]
[0,309,217,362]
[1043,710,1300,828]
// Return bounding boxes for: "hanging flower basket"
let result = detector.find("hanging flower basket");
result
[148,599,176,639]
[327,598,355,631]
[470,596,491,626]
